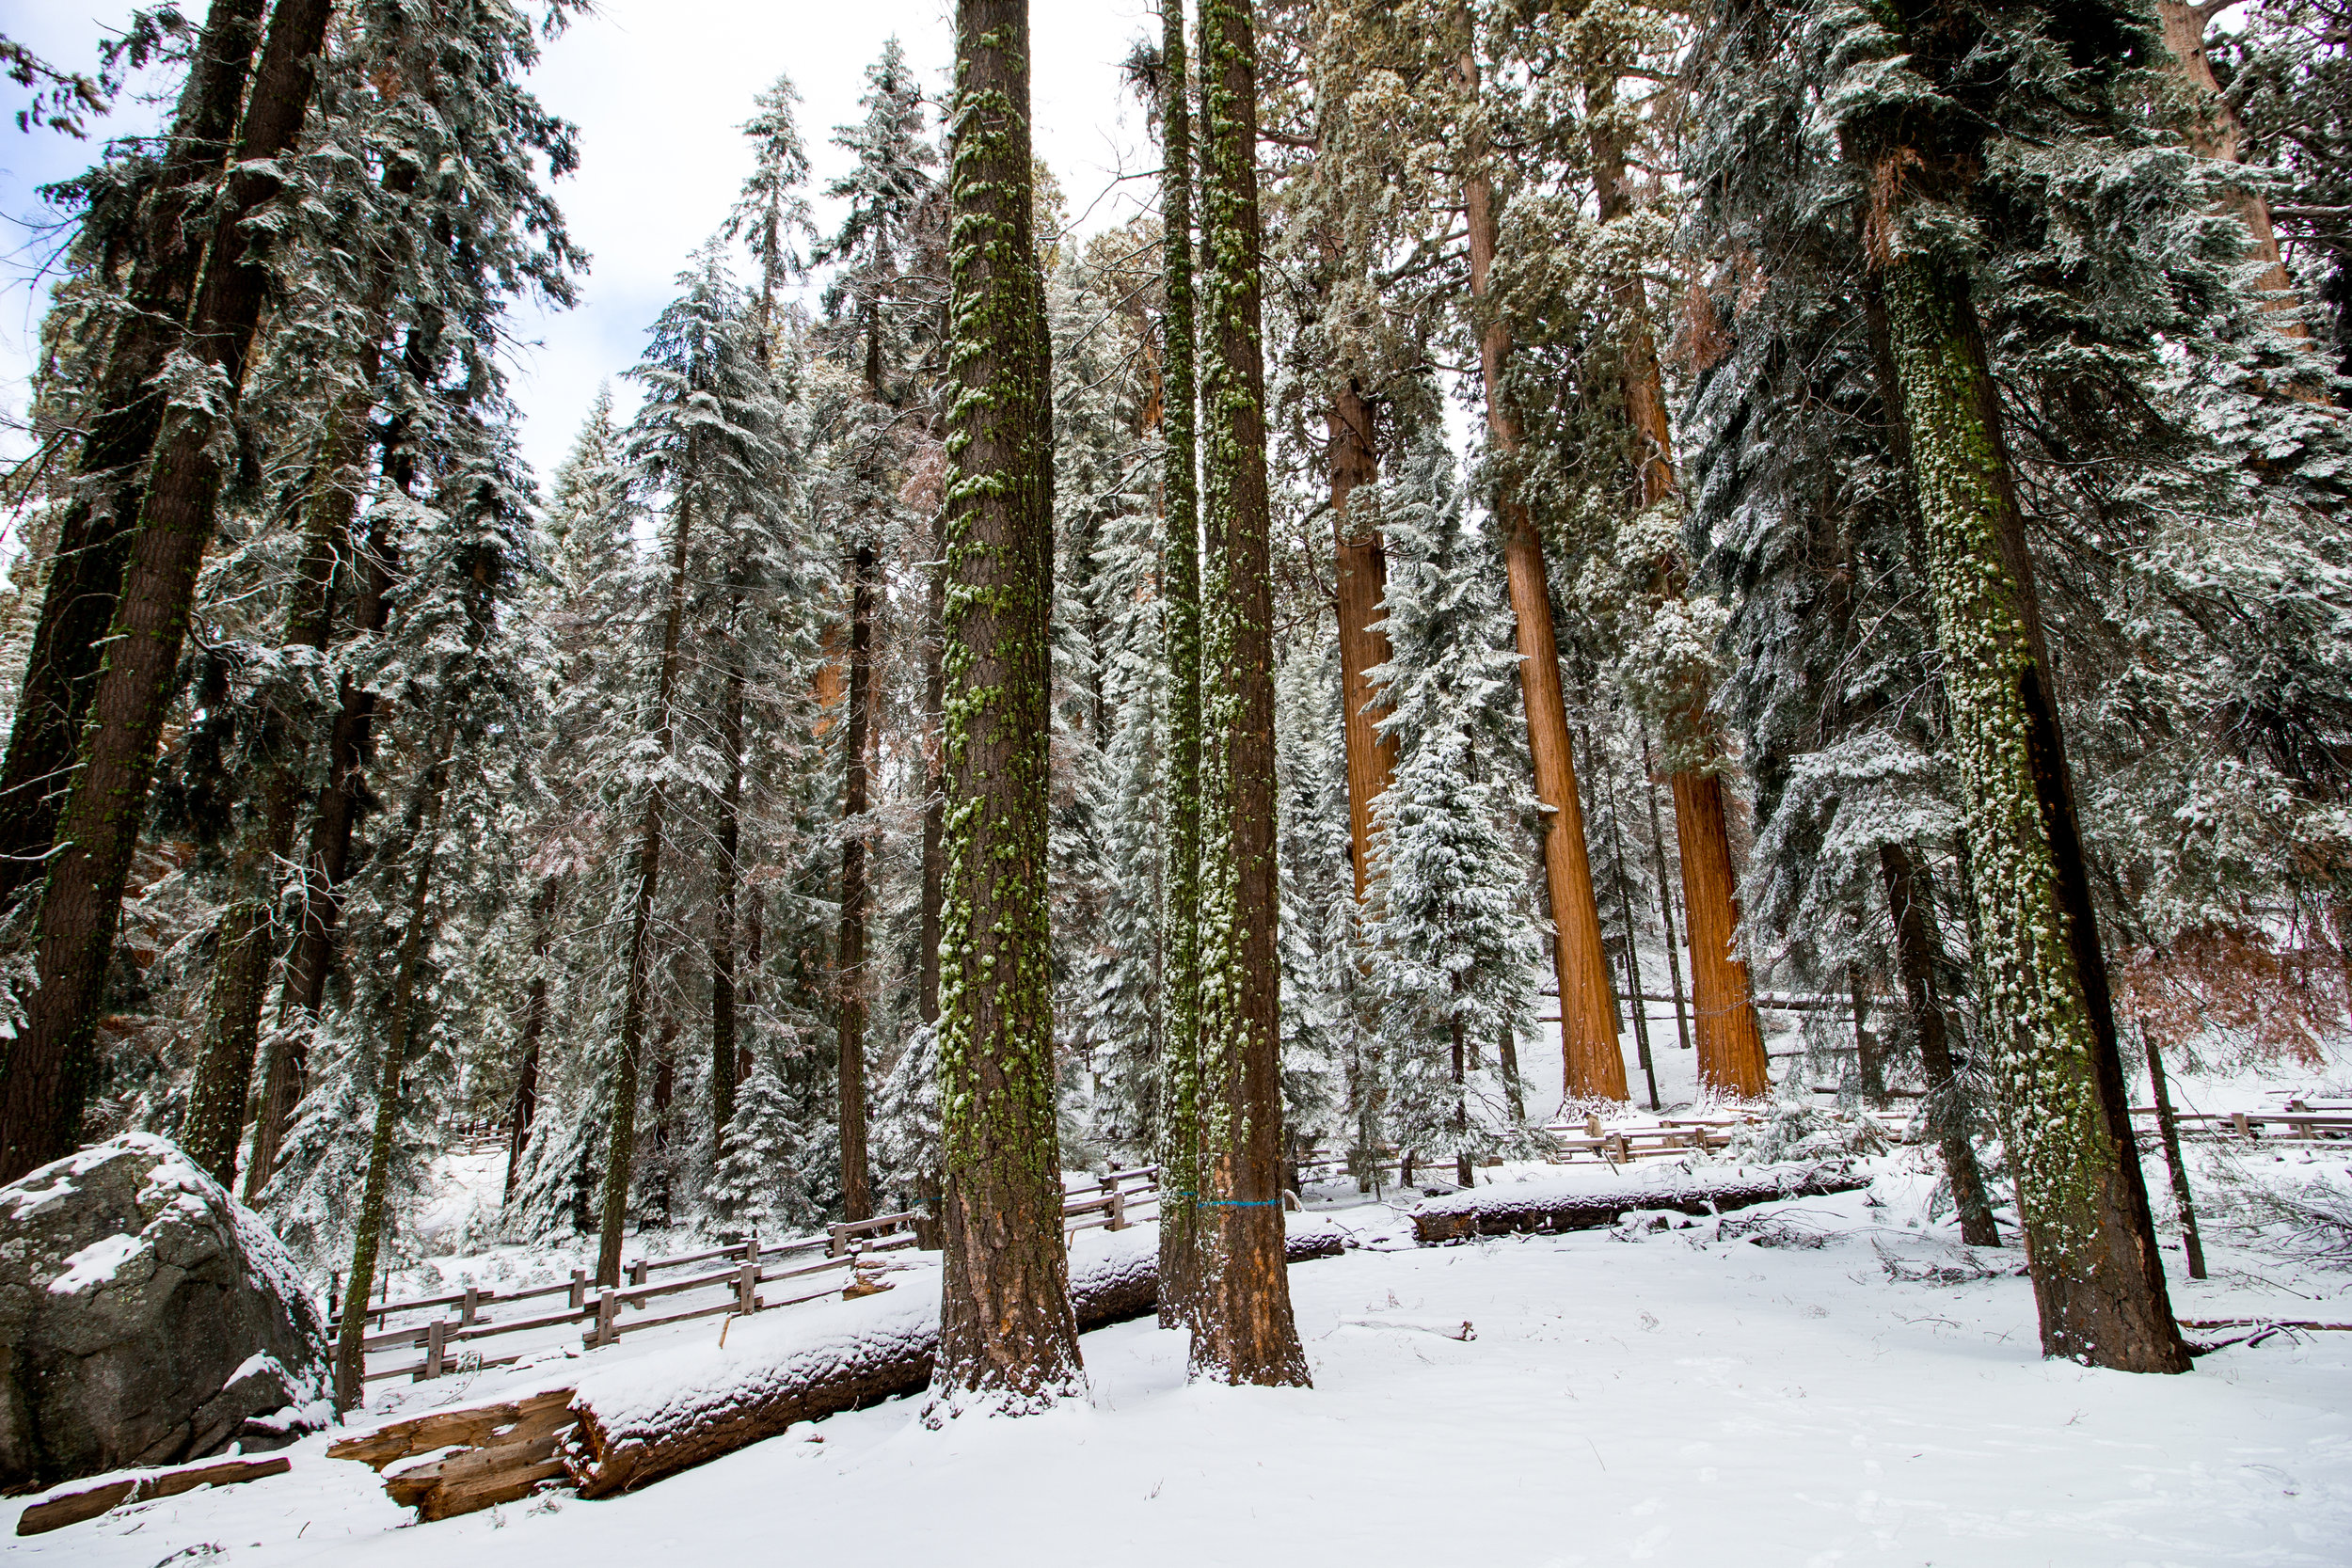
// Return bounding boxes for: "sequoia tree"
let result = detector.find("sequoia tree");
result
[931,0,1086,1412]
[1190,0,1311,1387]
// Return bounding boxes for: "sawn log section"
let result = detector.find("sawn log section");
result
[1409,1164,1872,1243]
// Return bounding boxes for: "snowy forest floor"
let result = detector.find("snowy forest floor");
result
[14,1115,2352,1566]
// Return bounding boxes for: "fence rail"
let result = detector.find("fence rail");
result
[339,1168,1164,1386]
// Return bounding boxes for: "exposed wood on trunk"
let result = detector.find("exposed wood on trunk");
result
[0,0,338,1184]
[837,543,876,1223]
[1191,0,1311,1388]
[1330,380,1396,902]
[934,0,1086,1409]
[0,0,271,916]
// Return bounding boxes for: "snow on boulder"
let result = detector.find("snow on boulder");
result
[0,1133,330,1489]
[1408,1160,1871,1243]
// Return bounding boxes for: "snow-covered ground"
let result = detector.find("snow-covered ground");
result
[16,1135,2350,1568]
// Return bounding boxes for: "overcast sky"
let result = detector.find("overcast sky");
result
[0,0,1161,484]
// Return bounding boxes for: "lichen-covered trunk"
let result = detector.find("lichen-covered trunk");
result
[1191,0,1310,1389]
[598,495,697,1288]
[0,0,336,1185]
[1878,255,2187,1373]
[332,726,453,1413]
[837,544,877,1223]
[1156,0,1206,1336]
[1879,842,2000,1247]
[1460,54,1623,1104]
[933,0,1084,1412]
[1330,381,1396,904]
[0,0,270,916]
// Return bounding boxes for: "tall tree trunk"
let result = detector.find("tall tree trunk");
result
[932,0,1084,1411]
[0,0,271,914]
[1155,0,1206,1336]
[0,0,337,1184]
[598,492,698,1287]
[647,1007,678,1226]
[1191,0,1311,1389]
[919,504,947,1028]
[331,722,453,1412]
[1875,250,2188,1373]
[1603,767,1663,1112]
[505,879,553,1204]
[2157,0,2311,336]
[836,544,877,1223]
[179,399,349,1185]
[1591,84,1766,1096]
[1637,727,1693,1053]
[1455,26,1623,1103]
[1879,843,1999,1246]
[711,653,745,1175]
[1330,380,1395,903]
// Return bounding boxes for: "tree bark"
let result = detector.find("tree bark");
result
[1876,251,2188,1372]
[504,879,553,1205]
[1190,0,1310,1389]
[0,0,271,914]
[919,502,947,1028]
[1880,843,2000,1246]
[932,0,1085,1412]
[836,544,877,1223]
[1330,380,1396,904]
[0,0,337,1185]
[1637,728,1693,1053]
[598,491,697,1287]
[2139,1022,2207,1280]
[332,723,454,1413]
[1155,0,1206,1335]
[1458,39,1624,1104]
[711,655,744,1176]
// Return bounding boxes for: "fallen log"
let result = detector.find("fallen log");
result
[335,1218,1347,1521]
[15,1455,291,1536]
[1409,1162,1872,1243]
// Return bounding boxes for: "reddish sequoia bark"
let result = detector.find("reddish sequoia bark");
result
[1459,55,1625,1101]
[1329,381,1397,902]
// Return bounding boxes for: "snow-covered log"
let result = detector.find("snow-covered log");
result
[338,1216,1350,1518]
[1409,1162,1870,1243]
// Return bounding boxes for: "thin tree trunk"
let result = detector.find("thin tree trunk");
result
[1637,727,1693,1053]
[1604,768,1662,1112]
[1878,843,1999,1246]
[180,399,349,1185]
[1451,1019,1471,1188]
[1191,0,1310,1389]
[0,0,337,1184]
[1876,250,2188,1372]
[1458,36,1624,1104]
[836,543,876,1223]
[1498,1023,1524,1122]
[2139,1022,2207,1280]
[332,723,454,1412]
[647,1007,678,1227]
[598,492,698,1288]
[712,656,744,1173]
[1330,380,1395,903]
[505,879,553,1204]
[933,0,1084,1411]
[0,0,270,914]
[1673,769,1770,1097]
[1155,0,1206,1337]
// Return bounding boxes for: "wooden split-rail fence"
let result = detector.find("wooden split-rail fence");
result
[336,1166,1162,1385]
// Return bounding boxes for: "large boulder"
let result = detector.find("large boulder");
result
[0,1132,331,1488]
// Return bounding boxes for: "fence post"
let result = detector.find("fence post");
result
[736,1262,758,1316]
[2233,1111,2253,1140]
[594,1290,618,1348]
[420,1319,447,1382]
[569,1268,586,1313]
[460,1285,479,1327]
[828,1223,849,1259]
[1106,1185,1126,1231]
[628,1258,648,1288]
